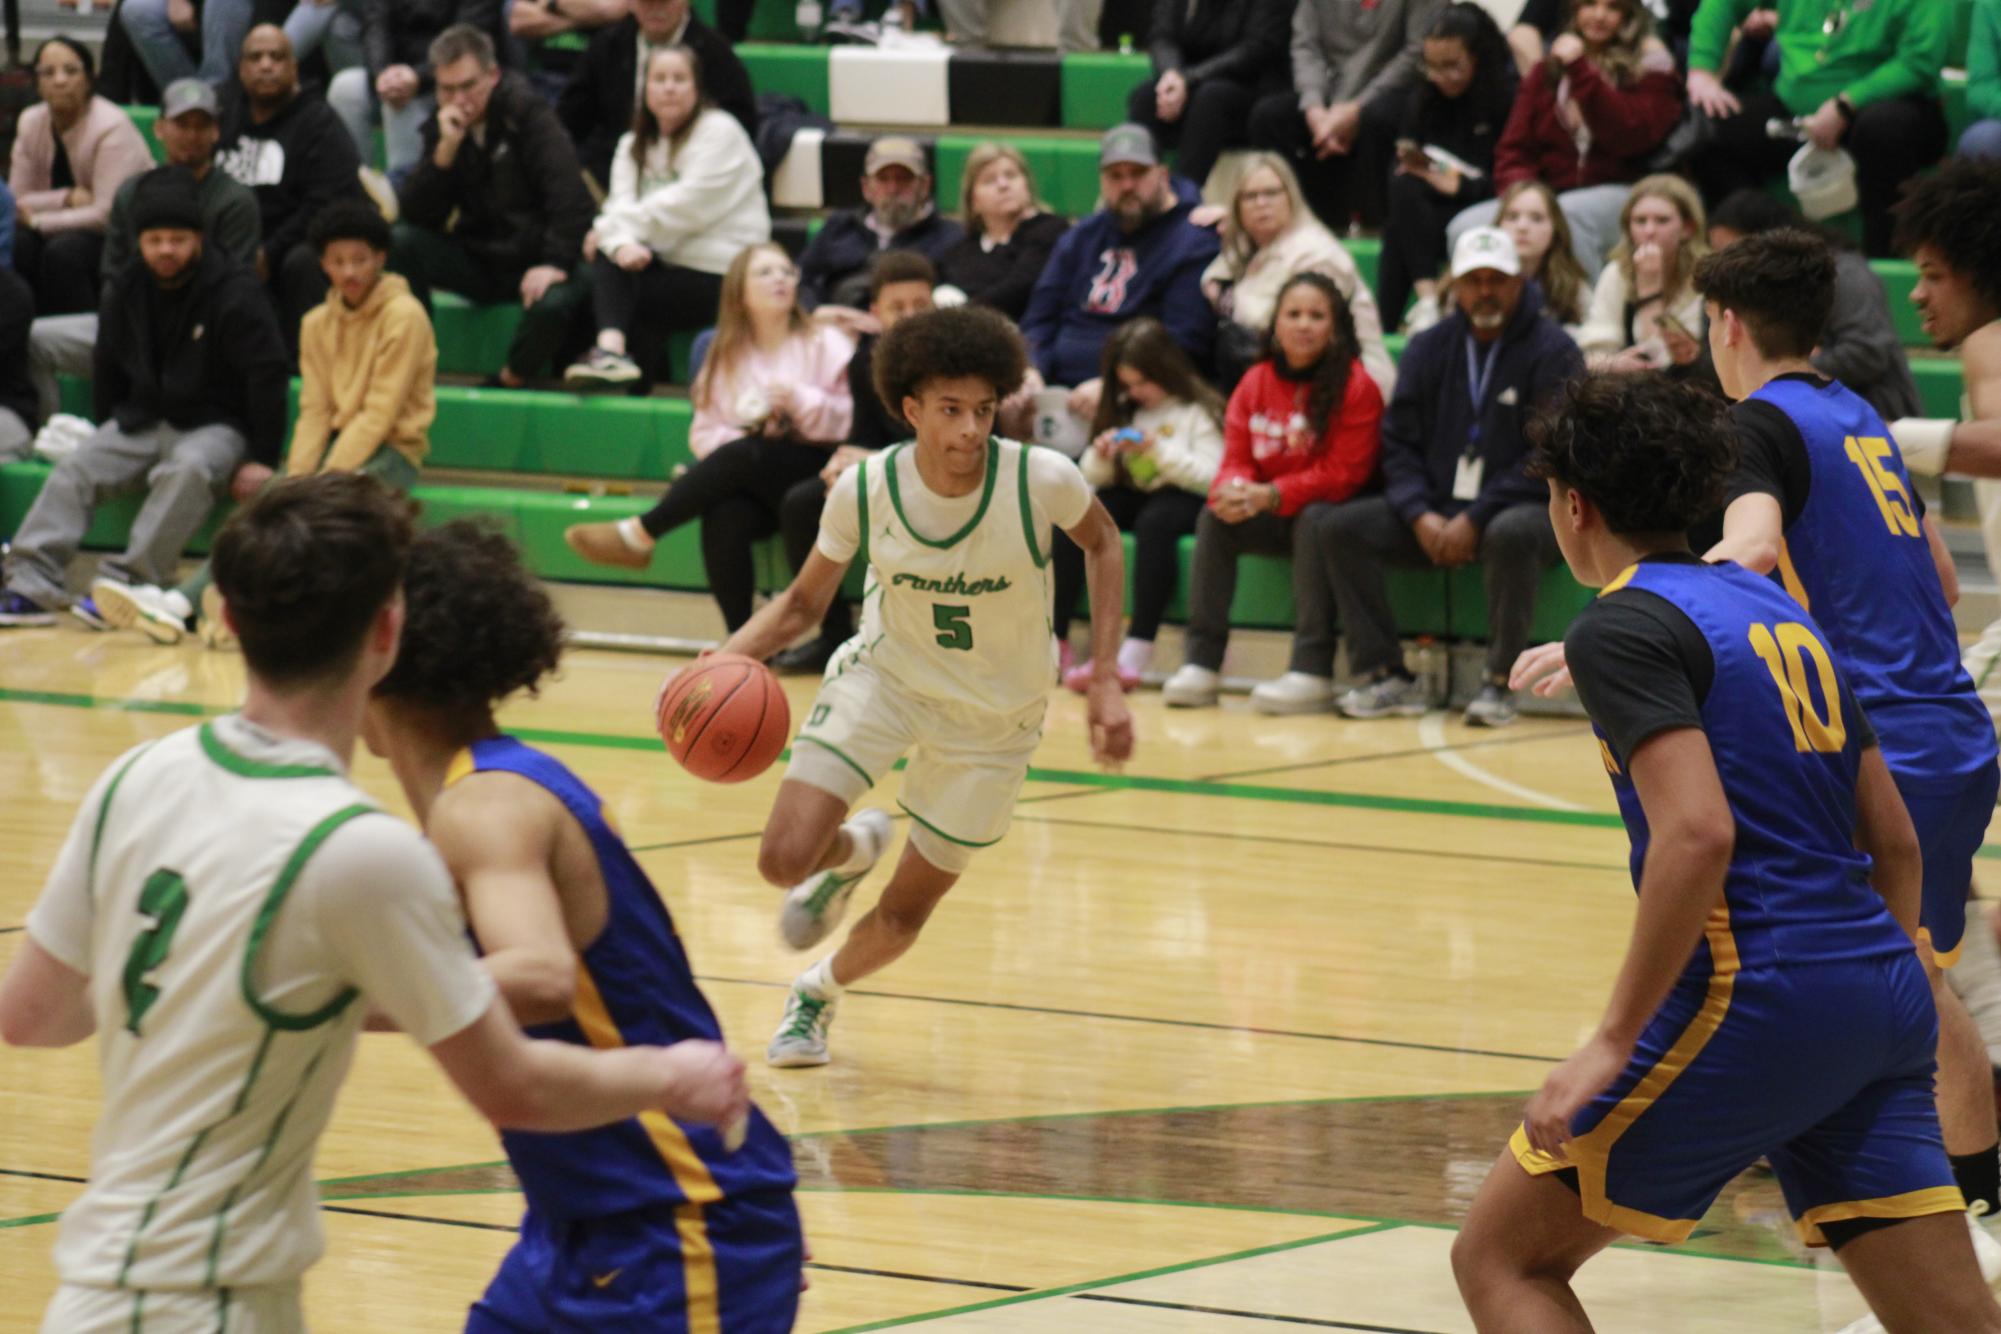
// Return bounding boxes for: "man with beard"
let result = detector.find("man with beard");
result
[795,136,963,313]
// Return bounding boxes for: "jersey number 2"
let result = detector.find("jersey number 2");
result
[932,604,974,651]
[1747,622,1846,754]
[1843,435,1919,537]
[122,869,190,1035]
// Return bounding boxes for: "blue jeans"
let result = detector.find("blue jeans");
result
[283,0,365,70]
[327,66,432,176]
[120,0,253,88]
[0,179,15,271]
[1960,119,2001,161]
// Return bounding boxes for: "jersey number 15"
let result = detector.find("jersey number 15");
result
[1844,435,1919,538]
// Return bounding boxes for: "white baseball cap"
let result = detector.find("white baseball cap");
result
[1451,226,1521,279]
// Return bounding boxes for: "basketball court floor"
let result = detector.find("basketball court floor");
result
[3,618,1992,1332]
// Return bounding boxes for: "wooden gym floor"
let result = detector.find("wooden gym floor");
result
[3,618,1993,1332]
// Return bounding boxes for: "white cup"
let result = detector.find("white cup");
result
[1032,388,1088,458]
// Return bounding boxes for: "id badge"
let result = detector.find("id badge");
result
[1452,454,1484,502]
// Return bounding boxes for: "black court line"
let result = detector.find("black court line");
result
[0,1168,87,1184]
[1074,1293,1444,1332]
[0,926,23,935]
[694,976,1562,1065]
[1199,726,1595,785]
[624,787,1109,856]
[322,1205,514,1233]
[1011,815,1626,874]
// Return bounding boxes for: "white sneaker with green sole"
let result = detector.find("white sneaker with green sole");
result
[767,984,839,1067]
[779,808,891,950]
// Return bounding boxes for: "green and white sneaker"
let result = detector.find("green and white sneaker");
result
[767,983,839,1067]
[779,808,892,949]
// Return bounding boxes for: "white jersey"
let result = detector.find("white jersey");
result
[25,715,494,1293]
[817,437,1091,716]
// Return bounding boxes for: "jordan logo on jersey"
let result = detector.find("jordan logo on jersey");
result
[891,572,1014,596]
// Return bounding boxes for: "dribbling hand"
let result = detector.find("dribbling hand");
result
[655,1039,750,1128]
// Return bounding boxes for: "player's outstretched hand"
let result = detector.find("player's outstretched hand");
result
[1509,642,1572,698]
[1522,1033,1628,1158]
[1087,677,1134,770]
[655,1039,750,1128]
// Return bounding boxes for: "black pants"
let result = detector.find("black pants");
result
[1050,484,1205,642]
[1377,172,1462,329]
[1182,504,1341,675]
[780,472,857,646]
[1248,92,1401,231]
[388,223,593,378]
[1689,91,1948,256]
[1313,495,1559,681]
[1127,74,1260,194]
[14,227,103,316]
[271,241,330,364]
[639,433,830,631]
[590,254,725,385]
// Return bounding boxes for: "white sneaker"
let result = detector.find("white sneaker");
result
[1249,671,1335,715]
[767,982,838,1067]
[1337,673,1429,719]
[1161,664,1220,708]
[779,808,891,950]
[90,578,190,645]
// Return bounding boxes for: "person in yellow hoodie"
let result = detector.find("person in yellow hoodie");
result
[93,200,438,647]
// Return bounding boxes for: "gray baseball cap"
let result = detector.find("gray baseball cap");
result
[160,78,219,121]
[1099,123,1158,169]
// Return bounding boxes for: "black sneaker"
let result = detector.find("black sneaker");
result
[565,347,642,386]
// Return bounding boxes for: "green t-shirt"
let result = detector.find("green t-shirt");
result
[1688,0,1950,114]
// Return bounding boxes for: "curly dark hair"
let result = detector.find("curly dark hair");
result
[309,198,392,254]
[1692,227,1834,360]
[1893,159,2001,315]
[873,305,1028,413]
[1261,272,1360,441]
[1529,372,1736,536]
[373,520,567,734]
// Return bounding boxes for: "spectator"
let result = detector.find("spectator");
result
[1054,318,1224,691]
[1321,227,1583,726]
[91,199,436,644]
[1019,123,1221,432]
[1685,0,1951,256]
[10,38,154,316]
[931,0,1103,51]
[564,43,769,389]
[0,267,35,463]
[1448,0,1682,284]
[281,0,368,71]
[1202,151,1395,395]
[506,0,622,99]
[1248,0,1445,233]
[1159,272,1384,709]
[772,251,936,674]
[329,0,501,179]
[1578,173,1707,372]
[796,136,964,312]
[561,242,855,633]
[1493,179,1589,329]
[216,25,366,356]
[935,142,1070,321]
[1126,0,1290,193]
[392,25,595,389]
[1507,0,1700,74]
[120,0,255,90]
[1708,189,1919,422]
[557,0,757,191]
[1964,0,2001,161]
[1377,3,1517,333]
[0,172,286,629]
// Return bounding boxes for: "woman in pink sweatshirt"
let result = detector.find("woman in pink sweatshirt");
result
[565,241,855,632]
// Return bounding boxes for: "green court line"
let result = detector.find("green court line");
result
[0,1210,60,1230]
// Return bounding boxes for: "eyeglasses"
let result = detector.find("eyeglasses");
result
[1238,187,1286,205]
[436,73,489,98]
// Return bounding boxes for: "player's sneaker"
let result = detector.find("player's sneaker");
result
[1338,673,1428,718]
[90,579,191,645]
[780,808,891,949]
[767,983,838,1067]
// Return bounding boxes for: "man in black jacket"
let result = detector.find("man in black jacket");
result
[557,0,756,190]
[0,267,35,464]
[0,172,288,627]
[797,136,963,312]
[328,0,502,178]
[218,24,366,357]
[391,24,595,387]
[1127,0,1291,192]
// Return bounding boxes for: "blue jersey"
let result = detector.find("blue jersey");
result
[1751,377,1995,783]
[450,736,796,1220]
[1588,560,1911,977]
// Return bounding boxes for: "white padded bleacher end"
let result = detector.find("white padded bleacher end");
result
[771,126,827,211]
[828,46,952,126]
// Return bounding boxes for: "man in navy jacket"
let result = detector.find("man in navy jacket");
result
[1316,226,1583,727]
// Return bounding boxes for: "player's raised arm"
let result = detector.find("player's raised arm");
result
[1061,496,1134,765]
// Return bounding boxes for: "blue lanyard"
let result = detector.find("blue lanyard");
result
[1465,335,1500,452]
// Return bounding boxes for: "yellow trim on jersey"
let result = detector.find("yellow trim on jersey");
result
[1598,564,1640,597]
[443,748,477,790]
[673,1202,723,1334]
[1774,539,1810,611]
[1918,926,1964,970]
[1795,1186,1966,1247]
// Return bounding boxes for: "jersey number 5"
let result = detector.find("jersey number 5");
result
[122,869,190,1035]
[1747,622,1846,754]
[932,603,974,651]
[1843,435,1919,537]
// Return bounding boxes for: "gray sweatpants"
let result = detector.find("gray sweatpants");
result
[0,408,30,463]
[4,420,247,609]
[28,313,97,423]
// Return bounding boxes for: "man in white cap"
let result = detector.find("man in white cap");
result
[796,134,964,311]
[1311,226,1584,725]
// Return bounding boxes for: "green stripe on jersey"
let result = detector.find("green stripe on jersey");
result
[241,805,378,1030]
[884,440,1001,548]
[89,742,157,901]
[198,723,337,780]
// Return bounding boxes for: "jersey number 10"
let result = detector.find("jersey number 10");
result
[1844,435,1920,538]
[1747,622,1847,754]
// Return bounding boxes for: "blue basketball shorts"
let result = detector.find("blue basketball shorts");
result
[1894,758,1999,967]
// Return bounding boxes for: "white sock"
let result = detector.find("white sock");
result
[830,818,878,875]
[798,957,843,1000]
[615,517,653,552]
[1116,637,1152,676]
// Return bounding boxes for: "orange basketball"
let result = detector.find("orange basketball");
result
[655,654,791,783]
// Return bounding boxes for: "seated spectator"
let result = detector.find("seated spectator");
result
[558,0,756,191]
[91,199,436,643]
[931,0,1103,51]
[1578,173,1707,372]
[1320,227,1583,727]
[506,0,622,98]
[0,267,35,463]
[1507,0,1699,75]
[561,242,855,633]
[797,136,964,312]
[1126,0,1290,193]
[1708,189,1919,422]
[10,38,154,316]
[1377,3,1517,333]
[392,25,595,389]
[1054,318,1224,691]
[0,172,286,629]
[1493,179,1588,329]
[1247,0,1441,233]
[564,44,768,388]
[1448,0,1681,284]
[329,0,499,179]
[1685,0,1950,257]
[1203,152,1394,396]
[1019,123,1221,432]
[934,142,1069,321]
[772,251,936,674]
[1963,0,2001,161]
[217,25,366,356]
[1159,272,1383,709]
[281,0,368,71]
[120,0,255,90]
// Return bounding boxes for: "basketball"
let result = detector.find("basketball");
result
[655,654,790,783]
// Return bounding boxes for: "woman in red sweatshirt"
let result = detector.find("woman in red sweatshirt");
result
[1160,272,1384,710]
